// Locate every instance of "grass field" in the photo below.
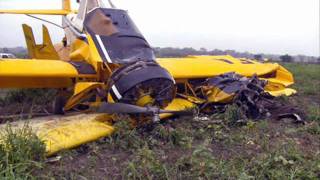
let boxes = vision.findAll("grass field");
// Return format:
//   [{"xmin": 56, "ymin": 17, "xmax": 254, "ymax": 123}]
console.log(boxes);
[{"xmin": 1, "ymin": 62, "xmax": 319, "ymax": 179}]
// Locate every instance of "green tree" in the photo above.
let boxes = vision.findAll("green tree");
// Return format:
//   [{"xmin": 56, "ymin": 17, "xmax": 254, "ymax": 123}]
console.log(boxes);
[
  {"xmin": 254, "ymin": 54, "xmax": 263, "ymax": 61},
  {"xmin": 2, "ymin": 48, "xmax": 9, "ymax": 53},
  {"xmin": 280, "ymin": 54, "xmax": 293, "ymax": 62}
]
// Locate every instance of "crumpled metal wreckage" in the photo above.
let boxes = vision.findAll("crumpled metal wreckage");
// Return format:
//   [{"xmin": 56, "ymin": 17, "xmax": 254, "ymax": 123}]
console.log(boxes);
[
  {"xmin": 201, "ymin": 72, "xmax": 304, "ymax": 123},
  {"xmin": 0, "ymin": 0, "xmax": 303, "ymax": 156},
  {"xmin": 0, "ymin": 70, "xmax": 303, "ymax": 156}
]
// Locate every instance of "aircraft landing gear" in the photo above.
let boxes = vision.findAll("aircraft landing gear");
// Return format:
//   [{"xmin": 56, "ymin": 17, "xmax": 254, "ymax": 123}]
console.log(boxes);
[{"xmin": 52, "ymin": 90, "xmax": 68, "ymax": 115}]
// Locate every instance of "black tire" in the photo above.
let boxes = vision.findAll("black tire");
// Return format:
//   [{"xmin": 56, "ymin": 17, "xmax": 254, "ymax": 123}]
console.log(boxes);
[{"xmin": 53, "ymin": 95, "xmax": 67, "ymax": 115}]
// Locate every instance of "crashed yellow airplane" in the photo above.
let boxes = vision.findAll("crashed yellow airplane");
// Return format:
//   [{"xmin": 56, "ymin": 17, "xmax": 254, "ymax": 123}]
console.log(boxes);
[{"xmin": 0, "ymin": 0, "xmax": 296, "ymax": 156}]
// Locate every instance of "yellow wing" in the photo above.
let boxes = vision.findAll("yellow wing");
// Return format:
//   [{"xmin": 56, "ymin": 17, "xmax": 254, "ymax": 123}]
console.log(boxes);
[
  {"xmin": 157, "ymin": 55, "xmax": 294, "ymax": 86},
  {"xmin": 0, "ymin": 113, "xmax": 114, "ymax": 156},
  {"xmin": 157, "ymin": 55, "xmax": 295, "ymax": 97},
  {"xmin": 0, "ymin": 59, "xmax": 97, "ymax": 88}
]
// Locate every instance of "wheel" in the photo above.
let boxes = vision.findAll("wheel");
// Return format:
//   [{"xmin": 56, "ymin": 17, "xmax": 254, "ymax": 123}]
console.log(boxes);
[{"xmin": 53, "ymin": 95, "xmax": 67, "ymax": 115}]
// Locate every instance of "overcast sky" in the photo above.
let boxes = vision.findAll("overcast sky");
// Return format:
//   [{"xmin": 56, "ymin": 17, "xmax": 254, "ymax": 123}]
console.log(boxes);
[{"xmin": 0, "ymin": 0, "xmax": 319, "ymax": 56}]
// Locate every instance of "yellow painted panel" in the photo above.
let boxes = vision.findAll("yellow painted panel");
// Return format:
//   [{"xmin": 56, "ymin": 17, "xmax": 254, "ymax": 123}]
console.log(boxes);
[
  {"xmin": 206, "ymin": 87, "xmax": 234, "ymax": 103},
  {"xmin": 157, "ymin": 55, "xmax": 280, "ymax": 78},
  {"xmin": 70, "ymin": 38, "xmax": 90, "ymax": 61},
  {"xmin": 268, "ymin": 65, "xmax": 294, "ymax": 86},
  {"xmin": 0, "ymin": 59, "xmax": 79, "ymax": 77},
  {"xmin": 0, "ymin": 113, "xmax": 114, "ymax": 156},
  {"xmin": 64, "ymin": 82, "xmax": 105, "ymax": 111},
  {"xmin": 87, "ymin": 34, "xmax": 104, "ymax": 72},
  {"xmin": 160, "ymin": 98, "xmax": 196, "ymax": 119},
  {"xmin": 62, "ymin": 0, "xmax": 71, "ymax": 11},
  {"xmin": 22, "ymin": 24, "xmax": 60, "ymax": 60},
  {"xmin": 267, "ymin": 88, "xmax": 297, "ymax": 97}
]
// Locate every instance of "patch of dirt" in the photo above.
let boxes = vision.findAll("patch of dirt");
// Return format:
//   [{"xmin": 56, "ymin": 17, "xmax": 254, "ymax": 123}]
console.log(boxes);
[{"xmin": 41, "ymin": 148, "xmax": 132, "ymax": 179}]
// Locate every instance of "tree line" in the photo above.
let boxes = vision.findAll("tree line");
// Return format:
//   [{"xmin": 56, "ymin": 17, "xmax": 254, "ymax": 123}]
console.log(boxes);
[{"xmin": 1, "ymin": 46, "xmax": 319, "ymax": 63}]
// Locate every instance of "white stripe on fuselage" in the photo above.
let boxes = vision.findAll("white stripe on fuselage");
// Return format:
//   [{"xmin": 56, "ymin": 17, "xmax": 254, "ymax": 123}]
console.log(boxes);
[
  {"xmin": 111, "ymin": 85, "xmax": 122, "ymax": 100},
  {"xmin": 95, "ymin": 35, "xmax": 112, "ymax": 63}
]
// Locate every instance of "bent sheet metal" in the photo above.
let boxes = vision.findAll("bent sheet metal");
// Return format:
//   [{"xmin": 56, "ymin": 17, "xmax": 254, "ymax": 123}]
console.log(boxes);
[{"xmin": 0, "ymin": 0, "xmax": 300, "ymax": 156}]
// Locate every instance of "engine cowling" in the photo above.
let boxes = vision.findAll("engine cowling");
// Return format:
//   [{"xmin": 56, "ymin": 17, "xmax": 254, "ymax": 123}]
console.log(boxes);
[{"xmin": 109, "ymin": 61, "xmax": 176, "ymax": 108}]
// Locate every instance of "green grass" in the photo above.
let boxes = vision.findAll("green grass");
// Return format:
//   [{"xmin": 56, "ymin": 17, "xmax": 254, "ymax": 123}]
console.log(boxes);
[
  {"xmin": 283, "ymin": 63, "xmax": 320, "ymax": 96},
  {"xmin": 282, "ymin": 63, "xmax": 320, "ymax": 124},
  {"xmin": 38, "ymin": 117, "xmax": 320, "ymax": 179},
  {"xmin": 0, "ymin": 124, "xmax": 46, "ymax": 179}
]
